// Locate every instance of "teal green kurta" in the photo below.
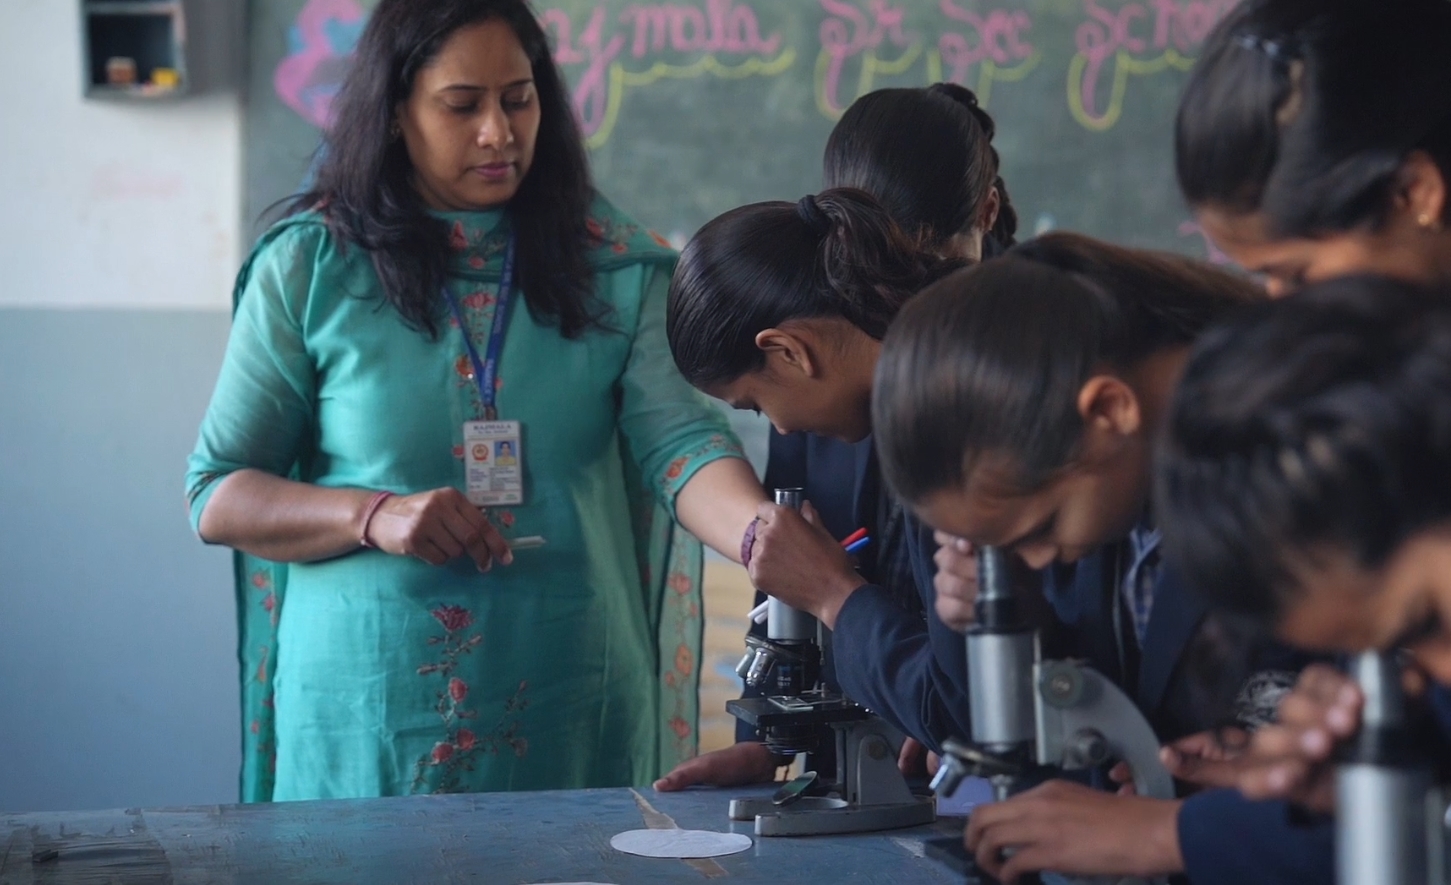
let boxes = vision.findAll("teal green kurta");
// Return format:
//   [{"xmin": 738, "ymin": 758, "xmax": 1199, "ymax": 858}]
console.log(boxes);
[{"xmin": 186, "ymin": 198, "xmax": 742, "ymax": 801}]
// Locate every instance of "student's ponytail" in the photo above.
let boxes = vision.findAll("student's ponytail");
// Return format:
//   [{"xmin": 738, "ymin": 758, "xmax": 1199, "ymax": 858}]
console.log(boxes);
[
  {"xmin": 928, "ymin": 83, "xmax": 1018, "ymax": 246},
  {"xmin": 667, "ymin": 188, "xmax": 964, "ymax": 388},
  {"xmin": 825, "ymin": 84, "xmax": 1016, "ymax": 253},
  {"xmin": 803, "ymin": 188, "xmax": 959, "ymax": 339}
]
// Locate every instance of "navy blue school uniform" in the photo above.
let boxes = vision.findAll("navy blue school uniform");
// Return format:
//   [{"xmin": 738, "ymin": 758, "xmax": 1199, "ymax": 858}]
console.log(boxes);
[
  {"xmin": 1044, "ymin": 544, "xmax": 1333, "ymax": 885},
  {"xmin": 737, "ymin": 429, "xmax": 974, "ymax": 750},
  {"xmin": 772, "ymin": 235, "xmax": 1006, "ymax": 750}
]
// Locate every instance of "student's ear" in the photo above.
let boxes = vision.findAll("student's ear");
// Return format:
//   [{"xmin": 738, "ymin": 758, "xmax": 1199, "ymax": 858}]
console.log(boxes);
[
  {"xmin": 980, "ymin": 186, "xmax": 1002, "ymax": 235},
  {"xmin": 1077, "ymin": 375, "xmax": 1142, "ymax": 438},
  {"xmin": 1398, "ymin": 151, "xmax": 1447, "ymax": 231},
  {"xmin": 755, "ymin": 328, "xmax": 819, "ymax": 379}
]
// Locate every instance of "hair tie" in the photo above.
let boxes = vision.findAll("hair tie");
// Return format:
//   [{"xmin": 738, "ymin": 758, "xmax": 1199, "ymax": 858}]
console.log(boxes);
[{"xmin": 796, "ymin": 195, "xmax": 832, "ymax": 237}]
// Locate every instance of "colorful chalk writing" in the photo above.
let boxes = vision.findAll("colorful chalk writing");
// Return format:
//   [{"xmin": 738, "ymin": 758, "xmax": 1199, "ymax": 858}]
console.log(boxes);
[
  {"xmin": 555, "ymin": 1, "xmax": 795, "ymax": 148},
  {"xmin": 936, "ymin": 0, "xmax": 1038, "ymax": 107},
  {"xmin": 814, "ymin": 0, "xmax": 1036, "ymax": 119},
  {"xmin": 1068, "ymin": 0, "xmax": 1238, "ymax": 131},
  {"xmin": 273, "ymin": 0, "xmax": 367, "ymax": 129},
  {"xmin": 815, "ymin": 0, "xmax": 917, "ymax": 118},
  {"xmin": 273, "ymin": 0, "xmax": 792, "ymax": 149}
]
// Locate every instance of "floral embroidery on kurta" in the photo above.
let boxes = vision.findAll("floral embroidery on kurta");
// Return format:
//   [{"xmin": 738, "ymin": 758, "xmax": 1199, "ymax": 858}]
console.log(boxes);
[{"xmin": 412, "ymin": 605, "xmax": 529, "ymax": 794}]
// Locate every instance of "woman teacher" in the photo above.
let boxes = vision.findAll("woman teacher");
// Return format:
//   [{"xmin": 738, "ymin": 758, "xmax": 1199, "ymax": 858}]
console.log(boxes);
[{"xmin": 186, "ymin": 0, "xmax": 764, "ymax": 800}]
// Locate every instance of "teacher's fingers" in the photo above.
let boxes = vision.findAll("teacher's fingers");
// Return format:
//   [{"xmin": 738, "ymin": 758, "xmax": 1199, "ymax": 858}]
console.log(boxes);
[
  {"xmin": 438, "ymin": 505, "xmax": 495, "ymax": 572},
  {"xmin": 412, "ymin": 537, "xmax": 452, "ymax": 567},
  {"xmin": 474, "ymin": 511, "xmax": 514, "ymax": 566},
  {"xmin": 445, "ymin": 491, "xmax": 513, "ymax": 568}
]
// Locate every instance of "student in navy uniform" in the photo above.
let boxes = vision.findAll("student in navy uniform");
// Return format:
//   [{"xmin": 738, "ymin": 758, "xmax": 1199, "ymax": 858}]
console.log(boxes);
[
  {"xmin": 1162, "ymin": 3, "xmax": 1451, "ymax": 838},
  {"xmin": 1087, "ymin": 1, "xmax": 1451, "ymax": 877},
  {"xmin": 874, "ymin": 232, "xmax": 1328, "ymax": 884},
  {"xmin": 1156, "ymin": 277, "xmax": 1451, "ymax": 847},
  {"xmin": 654, "ymin": 83, "xmax": 1017, "ymax": 791},
  {"xmin": 654, "ymin": 186, "xmax": 969, "ymax": 791}
]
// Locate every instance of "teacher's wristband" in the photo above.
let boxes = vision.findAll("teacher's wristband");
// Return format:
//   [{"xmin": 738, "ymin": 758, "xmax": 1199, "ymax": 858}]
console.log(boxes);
[{"xmin": 359, "ymin": 491, "xmax": 394, "ymax": 549}]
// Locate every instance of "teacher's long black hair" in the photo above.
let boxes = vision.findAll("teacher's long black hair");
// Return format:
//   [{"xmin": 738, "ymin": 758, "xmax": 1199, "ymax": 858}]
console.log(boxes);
[{"xmin": 293, "ymin": 0, "xmax": 599, "ymax": 339}]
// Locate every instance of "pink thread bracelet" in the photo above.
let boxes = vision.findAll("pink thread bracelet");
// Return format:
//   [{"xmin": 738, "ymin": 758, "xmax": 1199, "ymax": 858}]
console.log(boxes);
[{"xmin": 359, "ymin": 491, "xmax": 394, "ymax": 548}]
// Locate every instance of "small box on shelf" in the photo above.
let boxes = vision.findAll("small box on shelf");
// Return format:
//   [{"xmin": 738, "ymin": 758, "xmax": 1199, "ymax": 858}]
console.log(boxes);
[{"xmin": 82, "ymin": 0, "xmax": 188, "ymax": 99}]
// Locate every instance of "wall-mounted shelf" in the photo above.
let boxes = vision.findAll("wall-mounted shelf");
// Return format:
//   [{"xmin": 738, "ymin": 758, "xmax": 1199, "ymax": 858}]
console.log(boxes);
[{"xmin": 83, "ymin": 0, "xmax": 188, "ymax": 99}]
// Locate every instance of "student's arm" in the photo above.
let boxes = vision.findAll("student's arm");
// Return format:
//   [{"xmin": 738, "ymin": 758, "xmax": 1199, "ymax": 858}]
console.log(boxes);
[
  {"xmin": 1177, "ymin": 789, "xmax": 1334, "ymax": 885},
  {"xmin": 830, "ymin": 585, "xmax": 975, "ymax": 752},
  {"xmin": 825, "ymin": 519, "xmax": 976, "ymax": 751},
  {"xmin": 961, "ymin": 782, "xmax": 1334, "ymax": 885}
]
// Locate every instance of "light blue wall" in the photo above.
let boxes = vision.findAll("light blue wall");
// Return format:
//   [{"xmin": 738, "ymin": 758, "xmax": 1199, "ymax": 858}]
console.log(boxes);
[
  {"xmin": 0, "ymin": 309, "xmax": 240, "ymax": 812},
  {"xmin": 0, "ymin": 308, "xmax": 766, "ymax": 812}
]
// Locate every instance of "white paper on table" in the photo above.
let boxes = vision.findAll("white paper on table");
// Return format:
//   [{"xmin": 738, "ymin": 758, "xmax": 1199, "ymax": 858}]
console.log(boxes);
[{"xmin": 610, "ymin": 828, "xmax": 753, "ymax": 859}]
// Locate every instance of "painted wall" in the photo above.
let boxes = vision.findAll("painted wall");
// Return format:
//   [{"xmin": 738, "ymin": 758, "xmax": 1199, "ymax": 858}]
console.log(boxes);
[{"xmin": 0, "ymin": 1, "xmax": 244, "ymax": 812}]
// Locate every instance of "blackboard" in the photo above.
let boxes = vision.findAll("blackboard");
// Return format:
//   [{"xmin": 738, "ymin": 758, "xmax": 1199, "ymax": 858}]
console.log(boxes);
[{"xmin": 244, "ymin": 0, "xmax": 1238, "ymax": 261}]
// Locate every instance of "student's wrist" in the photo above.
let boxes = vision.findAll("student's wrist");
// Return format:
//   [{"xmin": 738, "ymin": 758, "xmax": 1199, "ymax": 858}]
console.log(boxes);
[
  {"xmin": 1147, "ymin": 799, "xmax": 1187, "ymax": 875},
  {"xmin": 815, "ymin": 572, "xmax": 868, "ymax": 629}
]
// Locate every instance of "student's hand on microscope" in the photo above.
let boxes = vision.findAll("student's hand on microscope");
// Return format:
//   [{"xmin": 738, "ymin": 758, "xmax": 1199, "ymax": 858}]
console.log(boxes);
[
  {"xmin": 748, "ymin": 501, "xmax": 866, "ymax": 629},
  {"xmin": 1156, "ymin": 728, "xmax": 1250, "ymax": 790},
  {"xmin": 652, "ymin": 741, "xmax": 781, "ymax": 792},
  {"xmin": 1232, "ymin": 663, "xmax": 1374, "ymax": 814},
  {"xmin": 1104, "ymin": 728, "xmax": 1251, "ymax": 795},
  {"xmin": 964, "ymin": 780, "xmax": 1185, "ymax": 883},
  {"xmin": 932, "ymin": 532, "xmax": 978, "ymax": 632}
]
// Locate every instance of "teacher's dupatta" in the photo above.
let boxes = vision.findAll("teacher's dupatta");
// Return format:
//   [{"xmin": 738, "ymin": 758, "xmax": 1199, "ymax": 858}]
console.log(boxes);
[{"xmin": 230, "ymin": 199, "xmax": 705, "ymax": 802}]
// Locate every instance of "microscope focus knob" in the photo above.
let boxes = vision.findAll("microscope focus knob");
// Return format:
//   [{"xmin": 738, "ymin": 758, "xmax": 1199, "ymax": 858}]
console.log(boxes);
[{"xmin": 1064, "ymin": 728, "xmax": 1111, "ymax": 768}]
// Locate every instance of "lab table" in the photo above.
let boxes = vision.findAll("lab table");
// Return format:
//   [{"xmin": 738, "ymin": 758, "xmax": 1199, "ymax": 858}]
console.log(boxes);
[{"xmin": 1, "ymin": 784, "xmax": 967, "ymax": 883}]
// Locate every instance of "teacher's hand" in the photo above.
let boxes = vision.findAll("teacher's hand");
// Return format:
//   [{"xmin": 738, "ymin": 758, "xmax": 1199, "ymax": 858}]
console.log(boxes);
[{"xmin": 366, "ymin": 487, "xmax": 513, "ymax": 571}]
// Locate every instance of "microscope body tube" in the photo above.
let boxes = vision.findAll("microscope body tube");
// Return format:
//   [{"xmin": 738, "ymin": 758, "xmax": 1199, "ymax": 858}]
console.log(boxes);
[
  {"xmin": 966, "ymin": 547, "xmax": 1037, "ymax": 754},
  {"xmin": 765, "ymin": 488, "xmax": 817, "ymax": 642},
  {"xmin": 1336, "ymin": 651, "xmax": 1435, "ymax": 885}
]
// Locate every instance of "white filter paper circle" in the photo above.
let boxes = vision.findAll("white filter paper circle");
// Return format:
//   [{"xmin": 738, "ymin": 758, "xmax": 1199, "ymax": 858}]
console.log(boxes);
[{"xmin": 609, "ymin": 828, "xmax": 753, "ymax": 859}]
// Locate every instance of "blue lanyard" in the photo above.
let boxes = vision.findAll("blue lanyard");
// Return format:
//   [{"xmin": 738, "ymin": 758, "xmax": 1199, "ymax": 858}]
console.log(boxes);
[{"xmin": 443, "ymin": 232, "xmax": 516, "ymax": 420}]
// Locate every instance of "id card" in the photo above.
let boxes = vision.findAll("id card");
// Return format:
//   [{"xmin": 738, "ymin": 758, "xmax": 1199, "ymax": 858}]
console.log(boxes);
[{"xmin": 463, "ymin": 420, "xmax": 523, "ymax": 506}]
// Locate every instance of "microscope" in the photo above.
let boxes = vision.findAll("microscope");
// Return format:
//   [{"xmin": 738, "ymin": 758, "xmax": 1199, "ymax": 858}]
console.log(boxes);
[
  {"xmin": 726, "ymin": 487, "xmax": 936, "ymax": 836},
  {"xmin": 928, "ymin": 546, "xmax": 1174, "ymax": 885},
  {"xmin": 1336, "ymin": 650, "xmax": 1445, "ymax": 885}
]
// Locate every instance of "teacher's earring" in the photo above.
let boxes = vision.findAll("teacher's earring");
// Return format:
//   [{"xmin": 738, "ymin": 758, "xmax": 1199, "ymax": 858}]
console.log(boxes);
[{"xmin": 1419, "ymin": 212, "xmax": 1442, "ymax": 231}]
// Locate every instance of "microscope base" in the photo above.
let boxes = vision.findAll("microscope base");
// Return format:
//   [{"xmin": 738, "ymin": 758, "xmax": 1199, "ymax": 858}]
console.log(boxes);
[{"xmin": 729, "ymin": 794, "xmax": 936, "ymax": 837}]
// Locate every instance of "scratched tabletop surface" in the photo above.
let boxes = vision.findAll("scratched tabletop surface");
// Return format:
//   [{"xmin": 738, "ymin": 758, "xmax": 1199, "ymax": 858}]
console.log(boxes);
[{"xmin": 1, "ymin": 785, "xmax": 966, "ymax": 884}]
